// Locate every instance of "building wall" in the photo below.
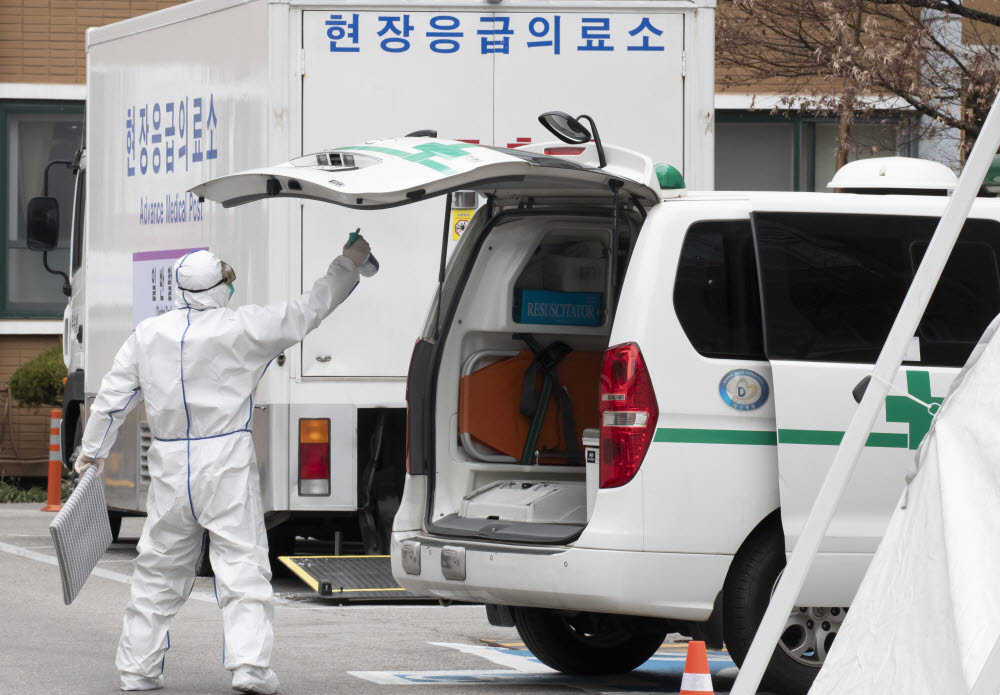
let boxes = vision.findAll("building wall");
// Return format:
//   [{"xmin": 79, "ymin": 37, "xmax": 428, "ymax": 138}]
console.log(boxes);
[
  {"xmin": 0, "ymin": 335, "xmax": 60, "ymax": 476},
  {"xmin": 0, "ymin": 0, "xmax": 183, "ymax": 85},
  {"xmin": 0, "ymin": 1, "xmax": 183, "ymax": 475}
]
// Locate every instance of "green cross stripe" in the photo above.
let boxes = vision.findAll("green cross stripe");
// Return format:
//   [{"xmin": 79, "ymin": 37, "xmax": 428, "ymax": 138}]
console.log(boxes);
[
  {"xmin": 653, "ymin": 427, "xmax": 911, "ymax": 448},
  {"xmin": 885, "ymin": 370, "xmax": 943, "ymax": 450},
  {"xmin": 654, "ymin": 370, "xmax": 943, "ymax": 452},
  {"xmin": 653, "ymin": 428, "xmax": 778, "ymax": 445},
  {"xmin": 339, "ymin": 142, "xmax": 482, "ymax": 175}
]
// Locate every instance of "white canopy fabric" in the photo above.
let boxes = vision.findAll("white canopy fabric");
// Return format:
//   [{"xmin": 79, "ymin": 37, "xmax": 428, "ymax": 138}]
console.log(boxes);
[{"xmin": 809, "ymin": 316, "xmax": 1000, "ymax": 694}]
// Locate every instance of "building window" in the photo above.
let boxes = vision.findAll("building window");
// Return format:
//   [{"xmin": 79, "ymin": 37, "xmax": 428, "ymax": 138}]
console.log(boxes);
[
  {"xmin": 715, "ymin": 111, "xmax": 908, "ymax": 192},
  {"xmin": 2, "ymin": 102, "xmax": 83, "ymax": 317},
  {"xmin": 716, "ymin": 121, "xmax": 796, "ymax": 191}
]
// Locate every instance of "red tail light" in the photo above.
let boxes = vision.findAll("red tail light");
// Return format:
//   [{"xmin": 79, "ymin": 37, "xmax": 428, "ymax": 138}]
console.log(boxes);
[
  {"xmin": 599, "ymin": 343, "xmax": 658, "ymax": 488},
  {"xmin": 299, "ymin": 418, "xmax": 330, "ymax": 496},
  {"xmin": 544, "ymin": 146, "xmax": 586, "ymax": 156}
]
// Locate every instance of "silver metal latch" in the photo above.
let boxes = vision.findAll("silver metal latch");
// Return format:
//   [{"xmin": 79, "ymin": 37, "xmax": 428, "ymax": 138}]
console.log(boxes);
[
  {"xmin": 315, "ymin": 354, "xmax": 332, "ymax": 363},
  {"xmin": 441, "ymin": 546, "xmax": 467, "ymax": 581},
  {"xmin": 400, "ymin": 540, "xmax": 422, "ymax": 575}
]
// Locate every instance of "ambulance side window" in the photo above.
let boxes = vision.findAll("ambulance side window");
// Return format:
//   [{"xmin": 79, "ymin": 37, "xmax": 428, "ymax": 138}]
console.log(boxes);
[
  {"xmin": 911, "ymin": 238, "xmax": 1000, "ymax": 366},
  {"xmin": 753, "ymin": 212, "xmax": 1000, "ymax": 367},
  {"xmin": 673, "ymin": 220, "xmax": 765, "ymax": 359}
]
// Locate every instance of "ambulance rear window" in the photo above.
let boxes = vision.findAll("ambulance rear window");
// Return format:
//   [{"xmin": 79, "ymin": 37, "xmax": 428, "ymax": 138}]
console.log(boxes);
[
  {"xmin": 753, "ymin": 212, "xmax": 1000, "ymax": 366},
  {"xmin": 674, "ymin": 220, "xmax": 765, "ymax": 360}
]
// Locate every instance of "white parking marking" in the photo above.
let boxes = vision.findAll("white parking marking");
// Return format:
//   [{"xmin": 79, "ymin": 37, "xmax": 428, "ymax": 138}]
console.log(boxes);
[
  {"xmin": 429, "ymin": 642, "xmax": 555, "ymax": 673},
  {"xmin": 348, "ymin": 669, "xmax": 573, "ymax": 686},
  {"xmin": 0, "ymin": 540, "xmax": 217, "ymax": 604}
]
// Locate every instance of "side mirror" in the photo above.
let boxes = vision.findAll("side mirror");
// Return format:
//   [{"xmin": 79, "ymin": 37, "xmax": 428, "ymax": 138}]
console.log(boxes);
[
  {"xmin": 26, "ymin": 197, "xmax": 60, "ymax": 251},
  {"xmin": 538, "ymin": 111, "xmax": 592, "ymax": 144}
]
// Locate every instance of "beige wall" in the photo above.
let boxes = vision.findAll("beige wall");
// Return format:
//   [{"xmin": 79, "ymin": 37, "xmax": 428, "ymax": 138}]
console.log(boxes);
[
  {"xmin": 0, "ymin": 1, "xmax": 186, "ymax": 475},
  {"xmin": 0, "ymin": 0, "xmax": 184, "ymax": 85},
  {"xmin": 0, "ymin": 335, "xmax": 60, "ymax": 476}
]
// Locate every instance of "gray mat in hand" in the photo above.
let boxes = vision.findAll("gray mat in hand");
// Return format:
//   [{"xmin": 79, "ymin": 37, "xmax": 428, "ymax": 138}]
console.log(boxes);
[{"xmin": 49, "ymin": 467, "xmax": 113, "ymax": 605}]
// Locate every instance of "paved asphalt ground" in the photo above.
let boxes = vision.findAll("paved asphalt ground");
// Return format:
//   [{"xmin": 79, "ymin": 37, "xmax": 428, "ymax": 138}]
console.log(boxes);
[{"xmin": 0, "ymin": 503, "xmax": 753, "ymax": 695}]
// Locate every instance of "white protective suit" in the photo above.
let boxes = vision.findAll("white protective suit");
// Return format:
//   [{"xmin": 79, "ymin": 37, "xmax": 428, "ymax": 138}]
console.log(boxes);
[{"xmin": 80, "ymin": 249, "xmax": 360, "ymax": 691}]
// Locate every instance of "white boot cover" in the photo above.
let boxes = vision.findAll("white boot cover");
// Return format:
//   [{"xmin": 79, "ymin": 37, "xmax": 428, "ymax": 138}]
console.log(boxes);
[{"xmin": 232, "ymin": 665, "xmax": 280, "ymax": 694}]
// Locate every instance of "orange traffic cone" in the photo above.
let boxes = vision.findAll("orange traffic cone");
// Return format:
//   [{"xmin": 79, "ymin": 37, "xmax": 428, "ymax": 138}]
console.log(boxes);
[
  {"xmin": 41, "ymin": 409, "xmax": 62, "ymax": 512},
  {"xmin": 679, "ymin": 640, "xmax": 714, "ymax": 695}
]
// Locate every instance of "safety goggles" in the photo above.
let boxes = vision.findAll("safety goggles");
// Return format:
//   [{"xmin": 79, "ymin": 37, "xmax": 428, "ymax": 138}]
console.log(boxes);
[{"xmin": 177, "ymin": 260, "xmax": 236, "ymax": 293}]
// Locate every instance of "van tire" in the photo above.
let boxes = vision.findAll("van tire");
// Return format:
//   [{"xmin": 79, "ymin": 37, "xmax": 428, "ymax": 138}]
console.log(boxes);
[
  {"xmin": 723, "ymin": 518, "xmax": 817, "ymax": 695},
  {"xmin": 513, "ymin": 607, "xmax": 667, "ymax": 675}
]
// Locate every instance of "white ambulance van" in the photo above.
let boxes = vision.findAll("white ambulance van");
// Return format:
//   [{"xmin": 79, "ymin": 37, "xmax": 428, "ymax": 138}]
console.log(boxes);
[
  {"xmin": 193, "ymin": 123, "xmax": 1000, "ymax": 694},
  {"xmin": 31, "ymin": 0, "xmax": 713, "ymax": 558}
]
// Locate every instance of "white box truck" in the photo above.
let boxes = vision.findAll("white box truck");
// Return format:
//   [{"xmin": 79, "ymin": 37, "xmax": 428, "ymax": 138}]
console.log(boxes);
[{"xmin": 33, "ymin": 0, "xmax": 714, "ymax": 557}]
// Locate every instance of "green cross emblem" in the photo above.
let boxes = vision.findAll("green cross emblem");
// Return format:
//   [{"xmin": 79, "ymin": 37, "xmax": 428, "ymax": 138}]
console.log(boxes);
[
  {"xmin": 885, "ymin": 371, "xmax": 943, "ymax": 450},
  {"xmin": 339, "ymin": 142, "xmax": 481, "ymax": 175}
]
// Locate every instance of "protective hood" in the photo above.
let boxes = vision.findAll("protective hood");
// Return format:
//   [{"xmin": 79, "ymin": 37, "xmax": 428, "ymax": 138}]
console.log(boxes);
[{"xmin": 173, "ymin": 250, "xmax": 231, "ymax": 310}]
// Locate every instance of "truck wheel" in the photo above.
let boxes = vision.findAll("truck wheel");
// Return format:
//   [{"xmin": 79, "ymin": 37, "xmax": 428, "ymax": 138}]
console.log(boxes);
[
  {"xmin": 267, "ymin": 528, "xmax": 295, "ymax": 576},
  {"xmin": 512, "ymin": 607, "xmax": 667, "ymax": 675},
  {"xmin": 107, "ymin": 510, "xmax": 123, "ymax": 543},
  {"xmin": 723, "ymin": 520, "xmax": 847, "ymax": 695}
]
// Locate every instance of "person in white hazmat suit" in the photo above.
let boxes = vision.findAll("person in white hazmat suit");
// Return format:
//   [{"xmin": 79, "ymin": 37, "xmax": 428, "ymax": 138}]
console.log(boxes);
[{"xmin": 73, "ymin": 236, "xmax": 372, "ymax": 694}]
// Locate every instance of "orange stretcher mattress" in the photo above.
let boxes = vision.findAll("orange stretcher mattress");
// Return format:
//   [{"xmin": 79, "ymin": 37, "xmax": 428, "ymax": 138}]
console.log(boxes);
[{"xmin": 459, "ymin": 349, "xmax": 602, "ymax": 464}]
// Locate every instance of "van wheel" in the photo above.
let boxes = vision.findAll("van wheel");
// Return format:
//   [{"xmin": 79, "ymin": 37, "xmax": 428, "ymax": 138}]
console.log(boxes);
[
  {"xmin": 513, "ymin": 607, "xmax": 667, "ymax": 675},
  {"xmin": 723, "ymin": 520, "xmax": 847, "ymax": 695}
]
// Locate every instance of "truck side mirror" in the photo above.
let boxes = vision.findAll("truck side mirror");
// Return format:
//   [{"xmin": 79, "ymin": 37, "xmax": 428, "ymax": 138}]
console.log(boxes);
[
  {"xmin": 26, "ymin": 197, "xmax": 60, "ymax": 251},
  {"xmin": 538, "ymin": 111, "xmax": 591, "ymax": 144}
]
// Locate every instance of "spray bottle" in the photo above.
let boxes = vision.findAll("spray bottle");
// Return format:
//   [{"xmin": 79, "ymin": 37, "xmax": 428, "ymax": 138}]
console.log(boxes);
[{"xmin": 347, "ymin": 228, "xmax": 379, "ymax": 278}]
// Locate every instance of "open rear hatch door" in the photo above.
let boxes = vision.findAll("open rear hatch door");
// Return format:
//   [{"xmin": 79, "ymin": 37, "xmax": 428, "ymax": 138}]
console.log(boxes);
[{"xmin": 190, "ymin": 137, "xmax": 659, "ymax": 209}]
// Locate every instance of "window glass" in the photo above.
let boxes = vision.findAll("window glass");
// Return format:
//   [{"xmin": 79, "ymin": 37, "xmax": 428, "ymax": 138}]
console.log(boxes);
[
  {"xmin": 71, "ymin": 168, "xmax": 85, "ymax": 274},
  {"xmin": 812, "ymin": 123, "xmax": 897, "ymax": 192},
  {"xmin": 716, "ymin": 123, "xmax": 794, "ymax": 191},
  {"xmin": 754, "ymin": 213, "xmax": 1000, "ymax": 366},
  {"xmin": 5, "ymin": 111, "xmax": 82, "ymax": 314},
  {"xmin": 674, "ymin": 220, "xmax": 765, "ymax": 359},
  {"xmin": 911, "ymin": 241, "xmax": 1000, "ymax": 365}
]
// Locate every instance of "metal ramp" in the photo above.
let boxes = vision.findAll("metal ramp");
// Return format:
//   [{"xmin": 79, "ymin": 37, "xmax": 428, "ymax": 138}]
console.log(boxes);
[{"xmin": 279, "ymin": 555, "xmax": 427, "ymax": 601}]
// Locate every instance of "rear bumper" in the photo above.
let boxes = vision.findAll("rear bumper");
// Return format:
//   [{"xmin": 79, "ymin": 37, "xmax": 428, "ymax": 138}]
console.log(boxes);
[{"xmin": 390, "ymin": 532, "xmax": 731, "ymax": 622}]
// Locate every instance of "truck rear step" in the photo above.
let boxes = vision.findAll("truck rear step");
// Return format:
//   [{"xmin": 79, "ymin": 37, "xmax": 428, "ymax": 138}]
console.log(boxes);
[{"xmin": 279, "ymin": 555, "xmax": 428, "ymax": 602}]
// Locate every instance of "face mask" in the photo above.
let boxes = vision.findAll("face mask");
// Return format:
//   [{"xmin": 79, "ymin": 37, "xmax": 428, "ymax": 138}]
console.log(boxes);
[{"xmin": 228, "ymin": 283, "xmax": 235, "ymax": 300}]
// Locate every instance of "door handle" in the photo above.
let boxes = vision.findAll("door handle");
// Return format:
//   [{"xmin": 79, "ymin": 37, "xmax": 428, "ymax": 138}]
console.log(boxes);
[
  {"xmin": 315, "ymin": 354, "xmax": 332, "ymax": 363},
  {"xmin": 852, "ymin": 375, "xmax": 871, "ymax": 404}
]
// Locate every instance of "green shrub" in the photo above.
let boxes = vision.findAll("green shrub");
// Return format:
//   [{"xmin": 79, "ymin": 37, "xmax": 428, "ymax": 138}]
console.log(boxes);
[{"xmin": 9, "ymin": 346, "xmax": 66, "ymax": 408}]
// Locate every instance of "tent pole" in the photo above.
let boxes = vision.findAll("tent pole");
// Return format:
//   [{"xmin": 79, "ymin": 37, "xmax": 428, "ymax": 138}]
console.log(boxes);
[
  {"xmin": 971, "ymin": 635, "xmax": 1000, "ymax": 695},
  {"xmin": 731, "ymin": 93, "xmax": 1000, "ymax": 695}
]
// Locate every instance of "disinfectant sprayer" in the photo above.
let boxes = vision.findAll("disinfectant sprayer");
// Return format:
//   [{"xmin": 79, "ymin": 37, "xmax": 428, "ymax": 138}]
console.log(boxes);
[{"xmin": 347, "ymin": 228, "xmax": 379, "ymax": 277}]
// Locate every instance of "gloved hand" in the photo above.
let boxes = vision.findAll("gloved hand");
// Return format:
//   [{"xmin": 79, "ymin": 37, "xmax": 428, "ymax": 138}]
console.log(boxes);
[
  {"xmin": 74, "ymin": 455, "xmax": 105, "ymax": 477},
  {"xmin": 342, "ymin": 234, "xmax": 371, "ymax": 269}
]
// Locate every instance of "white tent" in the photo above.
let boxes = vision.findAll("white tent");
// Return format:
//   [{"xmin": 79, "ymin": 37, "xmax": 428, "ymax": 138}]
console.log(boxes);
[{"xmin": 808, "ymin": 316, "xmax": 1000, "ymax": 693}]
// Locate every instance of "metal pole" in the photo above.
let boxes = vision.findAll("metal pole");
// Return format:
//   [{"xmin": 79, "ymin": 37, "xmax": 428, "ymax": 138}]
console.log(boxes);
[
  {"xmin": 971, "ymin": 635, "xmax": 1000, "ymax": 695},
  {"xmin": 731, "ymin": 93, "xmax": 1000, "ymax": 695}
]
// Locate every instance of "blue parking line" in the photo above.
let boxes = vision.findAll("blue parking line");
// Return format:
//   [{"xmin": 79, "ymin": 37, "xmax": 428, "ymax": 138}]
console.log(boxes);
[{"xmin": 500, "ymin": 646, "xmax": 737, "ymax": 678}]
